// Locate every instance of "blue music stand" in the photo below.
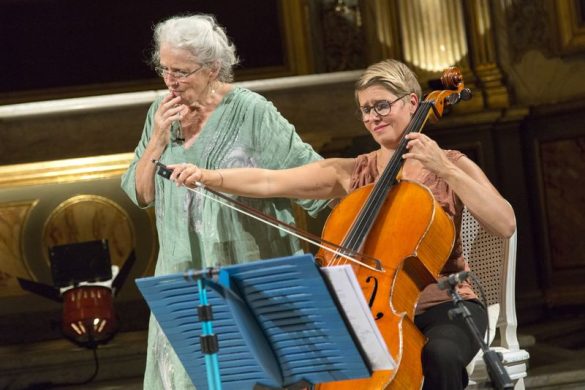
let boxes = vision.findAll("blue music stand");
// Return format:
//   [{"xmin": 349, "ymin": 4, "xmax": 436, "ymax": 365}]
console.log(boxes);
[
  {"xmin": 196, "ymin": 275, "xmax": 222, "ymax": 390},
  {"xmin": 136, "ymin": 253, "xmax": 373, "ymax": 390}
]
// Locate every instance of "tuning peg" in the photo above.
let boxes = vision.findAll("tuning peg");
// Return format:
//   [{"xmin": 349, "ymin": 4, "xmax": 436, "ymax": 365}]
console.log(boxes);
[{"xmin": 460, "ymin": 88, "xmax": 472, "ymax": 101}]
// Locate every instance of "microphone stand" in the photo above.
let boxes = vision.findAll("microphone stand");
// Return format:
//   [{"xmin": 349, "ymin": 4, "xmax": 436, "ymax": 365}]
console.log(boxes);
[{"xmin": 445, "ymin": 283, "xmax": 514, "ymax": 390}]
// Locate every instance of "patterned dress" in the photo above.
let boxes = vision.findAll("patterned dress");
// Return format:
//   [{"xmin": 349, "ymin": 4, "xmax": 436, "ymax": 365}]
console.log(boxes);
[{"xmin": 122, "ymin": 86, "xmax": 329, "ymax": 389}]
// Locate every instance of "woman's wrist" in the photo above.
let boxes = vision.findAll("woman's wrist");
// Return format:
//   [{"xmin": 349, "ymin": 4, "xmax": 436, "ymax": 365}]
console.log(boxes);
[
  {"xmin": 145, "ymin": 136, "xmax": 166, "ymax": 158},
  {"xmin": 204, "ymin": 170, "xmax": 223, "ymax": 187}
]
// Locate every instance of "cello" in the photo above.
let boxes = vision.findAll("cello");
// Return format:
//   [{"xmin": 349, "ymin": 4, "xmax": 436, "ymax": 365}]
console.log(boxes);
[{"xmin": 314, "ymin": 67, "xmax": 472, "ymax": 389}]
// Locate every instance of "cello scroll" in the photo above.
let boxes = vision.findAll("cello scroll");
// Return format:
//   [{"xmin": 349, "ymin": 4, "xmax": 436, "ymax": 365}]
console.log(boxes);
[{"xmin": 426, "ymin": 67, "xmax": 472, "ymax": 123}]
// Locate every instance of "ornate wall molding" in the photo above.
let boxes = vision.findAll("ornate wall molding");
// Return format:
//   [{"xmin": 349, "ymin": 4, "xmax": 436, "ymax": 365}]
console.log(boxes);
[
  {"xmin": 0, "ymin": 200, "xmax": 38, "ymax": 295},
  {"xmin": 42, "ymin": 195, "xmax": 134, "ymax": 271},
  {"xmin": 321, "ymin": 0, "xmax": 366, "ymax": 71},
  {"xmin": 357, "ymin": 0, "xmax": 510, "ymax": 111},
  {"xmin": 359, "ymin": 0, "xmax": 402, "ymax": 64},
  {"xmin": 552, "ymin": 0, "xmax": 585, "ymax": 54},
  {"xmin": 0, "ymin": 154, "xmax": 133, "ymax": 188},
  {"xmin": 464, "ymin": 0, "xmax": 510, "ymax": 108},
  {"xmin": 506, "ymin": 0, "xmax": 553, "ymax": 61},
  {"xmin": 398, "ymin": 0, "xmax": 469, "ymax": 73},
  {"xmin": 0, "ymin": 154, "xmax": 156, "ymax": 298}
]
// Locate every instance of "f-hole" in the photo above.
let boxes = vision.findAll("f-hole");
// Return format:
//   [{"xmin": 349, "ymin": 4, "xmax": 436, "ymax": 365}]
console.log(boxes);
[{"xmin": 365, "ymin": 275, "xmax": 384, "ymax": 320}]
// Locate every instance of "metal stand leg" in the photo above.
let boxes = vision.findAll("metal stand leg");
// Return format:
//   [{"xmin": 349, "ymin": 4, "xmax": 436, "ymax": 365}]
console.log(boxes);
[
  {"xmin": 446, "ymin": 287, "xmax": 513, "ymax": 390},
  {"xmin": 197, "ymin": 278, "xmax": 222, "ymax": 390}
]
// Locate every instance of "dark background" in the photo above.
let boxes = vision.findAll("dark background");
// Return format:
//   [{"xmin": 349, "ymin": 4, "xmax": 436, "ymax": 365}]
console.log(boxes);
[{"xmin": 0, "ymin": 0, "xmax": 284, "ymax": 94}]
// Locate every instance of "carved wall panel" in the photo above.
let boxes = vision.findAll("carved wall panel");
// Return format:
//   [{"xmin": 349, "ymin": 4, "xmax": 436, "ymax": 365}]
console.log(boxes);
[
  {"xmin": 524, "ymin": 103, "xmax": 585, "ymax": 307},
  {"xmin": 42, "ymin": 195, "xmax": 135, "ymax": 271},
  {"xmin": 540, "ymin": 137, "xmax": 585, "ymax": 270},
  {"xmin": 0, "ymin": 154, "xmax": 157, "ymax": 301},
  {"xmin": 507, "ymin": 0, "xmax": 553, "ymax": 62},
  {"xmin": 552, "ymin": 0, "xmax": 585, "ymax": 54},
  {"xmin": 0, "ymin": 201, "xmax": 38, "ymax": 296},
  {"xmin": 398, "ymin": 0, "xmax": 468, "ymax": 73},
  {"xmin": 320, "ymin": 0, "xmax": 366, "ymax": 72}
]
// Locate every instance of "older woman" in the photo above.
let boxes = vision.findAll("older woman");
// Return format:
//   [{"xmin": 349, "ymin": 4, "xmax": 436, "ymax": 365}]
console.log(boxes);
[
  {"xmin": 171, "ymin": 59, "xmax": 516, "ymax": 390},
  {"xmin": 121, "ymin": 14, "xmax": 328, "ymax": 389}
]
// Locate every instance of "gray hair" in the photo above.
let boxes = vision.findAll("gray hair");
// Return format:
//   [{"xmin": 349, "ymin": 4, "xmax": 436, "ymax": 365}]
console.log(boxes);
[
  {"xmin": 151, "ymin": 14, "xmax": 239, "ymax": 82},
  {"xmin": 355, "ymin": 59, "xmax": 422, "ymax": 104}
]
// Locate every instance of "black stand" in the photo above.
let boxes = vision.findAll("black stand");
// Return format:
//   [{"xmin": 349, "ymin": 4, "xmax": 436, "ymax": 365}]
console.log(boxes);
[{"xmin": 446, "ymin": 287, "xmax": 514, "ymax": 390}]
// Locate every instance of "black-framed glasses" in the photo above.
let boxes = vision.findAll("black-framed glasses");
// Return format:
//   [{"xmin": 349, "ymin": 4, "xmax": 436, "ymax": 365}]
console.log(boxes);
[
  {"xmin": 154, "ymin": 64, "xmax": 203, "ymax": 80},
  {"xmin": 356, "ymin": 94, "xmax": 408, "ymax": 120}
]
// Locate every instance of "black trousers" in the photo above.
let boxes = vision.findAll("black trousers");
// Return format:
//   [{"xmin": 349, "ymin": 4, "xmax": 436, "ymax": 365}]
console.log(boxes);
[{"xmin": 414, "ymin": 300, "xmax": 488, "ymax": 390}]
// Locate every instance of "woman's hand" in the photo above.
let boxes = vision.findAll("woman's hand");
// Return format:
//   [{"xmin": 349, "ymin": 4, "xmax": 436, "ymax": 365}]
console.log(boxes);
[
  {"xmin": 152, "ymin": 93, "xmax": 184, "ymax": 148},
  {"xmin": 168, "ymin": 163, "xmax": 223, "ymax": 188},
  {"xmin": 133, "ymin": 94, "xmax": 185, "ymax": 206},
  {"xmin": 403, "ymin": 132, "xmax": 452, "ymax": 176}
]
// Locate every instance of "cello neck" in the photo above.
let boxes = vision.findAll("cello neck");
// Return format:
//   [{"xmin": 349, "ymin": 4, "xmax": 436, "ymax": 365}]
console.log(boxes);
[
  {"xmin": 377, "ymin": 101, "xmax": 435, "ymax": 190},
  {"xmin": 340, "ymin": 101, "xmax": 436, "ymax": 253}
]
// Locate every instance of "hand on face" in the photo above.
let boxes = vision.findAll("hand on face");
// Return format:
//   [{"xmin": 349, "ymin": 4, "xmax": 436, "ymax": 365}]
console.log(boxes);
[
  {"xmin": 403, "ymin": 132, "xmax": 450, "ymax": 176},
  {"xmin": 153, "ymin": 93, "xmax": 185, "ymax": 147}
]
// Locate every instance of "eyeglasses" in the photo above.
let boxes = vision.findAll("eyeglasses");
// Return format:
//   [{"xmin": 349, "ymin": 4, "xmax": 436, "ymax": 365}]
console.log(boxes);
[
  {"xmin": 356, "ymin": 95, "xmax": 408, "ymax": 120},
  {"xmin": 154, "ymin": 64, "xmax": 203, "ymax": 80}
]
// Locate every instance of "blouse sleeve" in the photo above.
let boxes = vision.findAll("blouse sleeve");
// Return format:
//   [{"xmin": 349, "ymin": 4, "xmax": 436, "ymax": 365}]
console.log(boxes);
[
  {"xmin": 250, "ymin": 98, "xmax": 331, "ymax": 216},
  {"xmin": 120, "ymin": 98, "xmax": 161, "ymax": 208}
]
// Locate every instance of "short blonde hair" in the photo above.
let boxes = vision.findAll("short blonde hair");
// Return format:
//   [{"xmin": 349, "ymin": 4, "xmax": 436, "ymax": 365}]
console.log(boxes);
[
  {"xmin": 151, "ymin": 14, "xmax": 239, "ymax": 82},
  {"xmin": 355, "ymin": 59, "xmax": 422, "ymax": 104}
]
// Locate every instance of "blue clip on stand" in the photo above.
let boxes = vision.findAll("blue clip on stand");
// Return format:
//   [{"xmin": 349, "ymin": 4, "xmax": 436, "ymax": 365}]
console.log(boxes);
[{"xmin": 197, "ymin": 275, "xmax": 222, "ymax": 390}]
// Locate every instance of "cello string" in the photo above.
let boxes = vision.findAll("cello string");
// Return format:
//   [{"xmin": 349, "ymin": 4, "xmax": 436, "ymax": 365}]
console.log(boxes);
[
  {"xmin": 326, "ymin": 87, "xmax": 464, "ymax": 268},
  {"xmin": 334, "ymin": 102, "xmax": 434, "ymax": 265},
  {"xmin": 328, "ymin": 103, "xmax": 432, "ymax": 266},
  {"xmin": 182, "ymin": 182, "xmax": 383, "ymax": 273}
]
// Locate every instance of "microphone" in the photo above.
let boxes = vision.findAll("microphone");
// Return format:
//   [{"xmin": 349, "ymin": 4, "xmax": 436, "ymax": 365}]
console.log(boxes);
[
  {"xmin": 438, "ymin": 271, "xmax": 470, "ymax": 290},
  {"xmin": 173, "ymin": 120, "xmax": 185, "ymax": 144}
]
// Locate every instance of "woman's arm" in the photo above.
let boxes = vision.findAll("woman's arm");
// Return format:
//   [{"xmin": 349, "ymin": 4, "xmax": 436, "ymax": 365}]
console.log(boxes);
[
  {"xmin": 404, "ymin": 133, "xmax": 515, "ymax": 238},
  {"xmin": 169, "ymin": 157, "xmax": 356, "ymax": 200},
  {"xmin": 133, "ymin": 94, "xmax": 184, "ymax": 206},
  {"xmin": 444, "ymin": 156, "xmax": 515, "ymax": 238}
]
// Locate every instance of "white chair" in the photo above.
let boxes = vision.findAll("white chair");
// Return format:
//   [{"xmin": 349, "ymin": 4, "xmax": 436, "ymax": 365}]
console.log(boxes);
[{"xmin": 461, "ymin": 207, "xmax": 530, "ymax": 390}]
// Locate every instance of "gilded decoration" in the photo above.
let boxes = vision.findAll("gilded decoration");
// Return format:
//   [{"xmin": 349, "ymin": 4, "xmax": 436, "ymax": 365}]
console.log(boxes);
[
  {"xmin": 321, "ymin": 0, "xmax": 366, "ymax": 71},
  {"xmin": 507, "ymin": 0, "xmax": 552, "ymax": 62},
  {"xmin": 540, "ymin": 136, "xmax": 585, "ymax": 270},
  {"xmin": 553, "ymin": 0, "xmax": 585, "ymax": 54},
  {"xmin": 42, "ymin": 195, "xmax": 134, "ymax": 272},
  {"xmin": 0, "ymin": 154, "xmax": 134, "ymax": 189},
  {"xmin": 397, "ymin": 0, "xmax": 469, "ymax": 73},
  {"xmin": 0, "ymin": 200, "xmax": 38, "ymax": 295},
  {"xmin": 0, "ymin": 153, "xmax": 157, "ymax": 298}
]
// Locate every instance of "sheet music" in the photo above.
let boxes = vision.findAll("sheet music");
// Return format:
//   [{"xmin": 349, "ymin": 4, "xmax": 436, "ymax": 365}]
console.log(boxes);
[{"xmin": 321, "ymin": 265, "xmax": 396, "ymax": 371}]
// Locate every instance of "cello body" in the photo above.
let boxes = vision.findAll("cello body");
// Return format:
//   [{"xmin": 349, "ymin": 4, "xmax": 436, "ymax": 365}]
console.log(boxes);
[
  {"xmin": 315, "ymin": 180, "xmax": 455, "ymax": 389},
  {"xmin": 313, "ymin": 66, "xmax": 471, "ymax": 389}
]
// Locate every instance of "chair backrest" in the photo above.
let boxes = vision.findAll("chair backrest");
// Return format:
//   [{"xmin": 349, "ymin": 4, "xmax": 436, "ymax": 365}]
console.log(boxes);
[{"xmin": 460, "ymin": 207, "xmax": 520, "ymax": 350}]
